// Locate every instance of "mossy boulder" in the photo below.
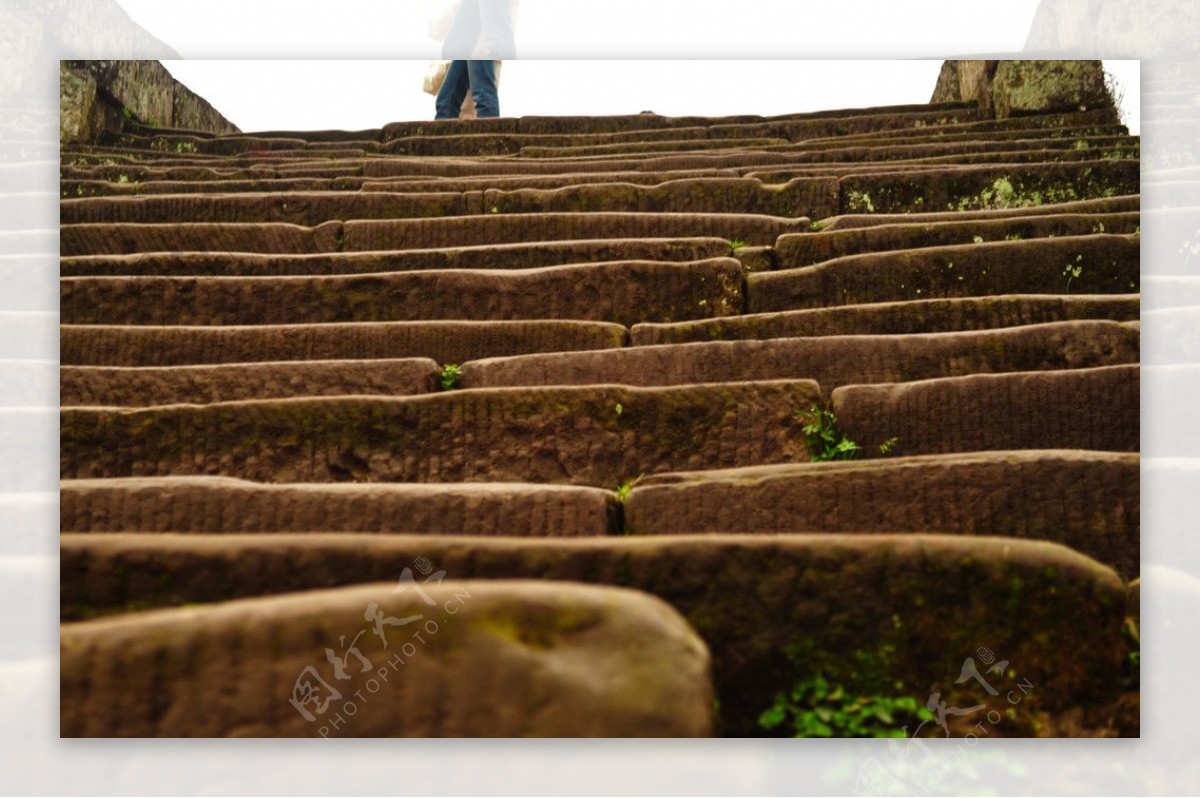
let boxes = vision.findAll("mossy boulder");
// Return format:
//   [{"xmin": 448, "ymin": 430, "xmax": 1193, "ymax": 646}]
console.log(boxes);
[{"xmin": 992, "ymin": 60, "xmax": 1112, "ymax": 121}]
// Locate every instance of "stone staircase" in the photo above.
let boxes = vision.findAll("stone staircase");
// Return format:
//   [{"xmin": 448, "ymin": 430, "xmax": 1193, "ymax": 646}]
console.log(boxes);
[{"xmin": 59, "ymin": 99, "xmax": 1141, "ymax": 738}]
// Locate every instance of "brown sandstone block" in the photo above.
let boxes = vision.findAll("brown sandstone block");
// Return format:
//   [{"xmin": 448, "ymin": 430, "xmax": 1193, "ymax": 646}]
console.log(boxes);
[
  {"xmin": 59, "ymin": 381, "xmax": 820, "ymax": 487},
  {"xmin": 459, "ymin": 320, "xmax": 1140, "ymax": 398},
  {"xmin": 60, "ymin": 238, "xmax": 733, "ymax": 277},
  {"xmin": 631, "ymin": 295, "xmax": 1141, "ymax": 345},
  {"xmin": 60, "ymin": 477, "xmax": 619, "ymax": 537},
  {"xmin": 623, "ymin": 450, "xmax": 1139, "ymax": 578},
  {"xmin": 747, "ymin": 235, "xmax": 1140, "ymax": 312},
  {"xmin": 60, "ymin": 532, "xmax": 1128, "ymax": 736},
  {"xmin": 832, "ymin": 364, "xmax": 1140, "ymax": 456},
  {"xmin": 60, "ymin": 320, "xmax": 628, "ymax": 367},
  {"xmin": 60, "ymin": 221, "xmax": 345, "ymax": 256},
  {"xmin": 61, "ymin": 580, "xmax": 712, "ymax": 737},
  {"xmin": 60, "ymin": 191, "xmax": 471, "ymax": 226},
  {"xmin": 774, "ymin": 212, "xmax": 1141, "ymax": 268},
  {"xmin": 60, "ymin": 359, "xmax": 440, "ymax": 407},
  {"xmin": 59, "ymin": 258, "xmax": 744, "ymax": 327},
  {"xmin": 343, "ymin": 212, "xmax": 808, "ymax": 250}
]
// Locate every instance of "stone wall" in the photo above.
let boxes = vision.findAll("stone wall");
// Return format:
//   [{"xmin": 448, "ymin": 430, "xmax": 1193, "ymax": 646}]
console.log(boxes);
[
  {"xmin": 931, "ymin": 59, "xmax": 1114, "ymax": 120},
  {"xmin": 60, "ymin": 60, "xmax": 239, "ymax": 144}
]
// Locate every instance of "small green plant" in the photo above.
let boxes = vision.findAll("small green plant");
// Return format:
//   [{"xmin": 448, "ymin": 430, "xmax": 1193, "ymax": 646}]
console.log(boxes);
[
  {"xmin": 798, "ymin": 406, "xmax": 860, "ymax": 461},
  {"xmin": 615, "ymin": 475, "xmax": 642, "ymax": 503},
  {"xmin": 758, "ymin": 675, "xmax": 934, "ymax": 738},
  {"xmin": 809, "ymin": 220, "xmax": 827, "ymax": 232},
  {"xmin": 729, "ymin": 238, "xmax": 748, "ymax": 250},
  {"xmin": 972, "ymin": 235, "xmax": 985, "ymax": 244},
  {"xmin": 1062, "ymin": 254, "xmax": 1084, "ymax": 291},
  {"xmin": 799, "ymin": 406, "xmax": 898, "ymax": 460},
  {"xmin": 614, "ymin": 402, "xmax": 624, "ymax": 417},
  {"xmin": 439, "ymin": 363, "xmax": 461, "ymax": 390}
]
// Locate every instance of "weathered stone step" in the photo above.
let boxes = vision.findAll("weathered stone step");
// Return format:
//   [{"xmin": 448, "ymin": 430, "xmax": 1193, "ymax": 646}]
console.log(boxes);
[
  {"xmin": 623, "ymin": 450, "xmax": 1139, "ymax": 578},
  {"xmin": 61, "ymin": 161, "xmax": 366, "ymax": 183},
  {"xmin": 60, "ymin": 359, "xmax": 440, "ymax": 406},
  {"xmin": 706, "ymin": 107, "xmax": 983, "ymax": 141},
  {"xmin": 61, "ymin": 213, "xmax": 804, "ymax": 256},
  {"xmin": 61, "ymin": 580, "xmax": 712, "ymax": 737},
  {"xmin": 60, "ymin": 179, "xmax": 840, "ymax": 225},
  {"xmin": 61, "ymin": 238, "xmax": 732, "ymax": 277},
  {"xmin": 748, "ymin": 235, "xmax": 1140, "ymax": 312},
  {"xmin": 60, "ymin": 381, "xmax": 820, "ymax": 486},
  {"xmin": 382, "ymin": 126, "xmax": 716, "ymax": 156},
  {"xmin": 796, "ymin": 108, "xmax": 1122, "ymax": 146},
  {"xmin": 741, "ymin": 147, "xmax": 1139, "ymax": 180},
  {"xmin": 60, "ymin": 320, "xmax": 628, "ymax": 367},
  {"xmin": 480, "ymin": 178, "xmax": 838, "ymax": 220},
  {"xmin": 816, "ymin": 194, "xmax": 1140, "ymax": 231},
  {"xmin": 343, "ymin": 212, "xmax": 807, "ymax": 250},
  {"xmin": 63, "ymin": 177, "xmax": 345, "ymax": 197},
  {"xmin": 377, "ymin": 103, "xmax": 973, "ymax": 139},
  {"xmin": 775, "ymin": 212, "xmax": 1141, "ymax": 268},
  {"xmin": 519, "ymin": 138, "xmax": 789, "ymax": 158},
  {"xmin": 101, "ymin": 131, "xmax": 324, "ymax": 156},
  {"xmin": 60, "ymin": 258, "xmax": 744, "ymax": 326},
  {"xmin": 61, "ymin": 477, "xmax": 618, "ymax": 536},
  {"xmin": 60, "ymin": 531, "xmax": 1128, "ymax": 737},
  {"xmin": 457, "ymin": 320, "xmax": 1138, "ymax": 398},
  {"xmin": 631, "ymin": 295, "xmax": 1140, "ymax": 345},
  {"xmin": 60, "ymin": 191, "xmax": 470, "ymax": 226},
  {"xmin": 60, "ymin": 221, "xmax": 343, "ymax": 256},
  {"xmin": 832, "ymin": 160, "xmax": 1140, "ymax": 215},
  {"xmin": 833, "ymin": 364, "xmax": 1139, "ymax": 457},
  {"xmin": 769, "ymin": 135, "xmax": 1137, "ymax": 165},
  {"xmin": 359, "ymin": 168, "xmax": 741, "ymax": 193}
]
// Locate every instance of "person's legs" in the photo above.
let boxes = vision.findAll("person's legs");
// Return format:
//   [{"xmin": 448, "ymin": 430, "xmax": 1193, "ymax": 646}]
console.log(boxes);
[
  {"xmin": 466, "ymin": 59, "xmax": 499, "ymax": 118},
  {"xmin": 434, "ymin": 60, "xmax": 471, "ymax": 119}
]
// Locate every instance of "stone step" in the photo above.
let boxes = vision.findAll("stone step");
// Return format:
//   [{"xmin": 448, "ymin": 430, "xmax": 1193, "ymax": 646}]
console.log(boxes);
[
  {"xmin": 61, "ymin": 213, "xmax": 805, "ymax": 256},
  {"xmin": 61, "ymin": 580, "xmax": 712, "ymax": 737},
  {"xmin": 60, "ymin": 320, "xmax": 628, "ymax": 367},
  {"xmin": 60, "ymin": 531, "xmax": 1128, "ymax": 737},
  {"xmin": 775, "ymin": 212, "xmax": 1141, "ymax": 268},
  {"xmin": 60, "ymin": 477, "xmax": 618, "ymax": 536},
  {"xmin": 60, "ymin": 238, "xmax": 732, "ymax": 277},
  {"xmin": 59, "ymin": 380, "xmax": 820, "ymax": 487},
  {"xmin": 61, "ymin": 161, "xmax": 366, "ymax": 183},
  {"xmin": 816, "ymin": 194, "xmax": 1140, "ymax": 231},
  {"xmin": 631, "ymin": 295, "xmax": 1140, "ymax": 345},
  {"xmin": 382, "ymin": 127, "xmax": 718, "ymax": 157},
  {"xmin": 832, "ymin": 160, "xmax": 1140, "ymax": 215},
  {"xmin": 623, "ymin": 450, "xmax": 1139, "ymax": 579},
  {"xmin": 741, "ymin": 147, "xmax": 1139, "ymax": 180},
  {"xmin": 60, "ymin": 191, "xmax": 470, "ymax": 226},
  {"xmin": 60, "ymin": 221, "xmax": 343, "ymax": 256},
  {"xmin": 342, "ymin": 213, "xmax": 807, "ymax": 251},
  {"xmin": 64, "ymin": 177, "xmax": 345, "ymax": 197},
  {"xmin": 60, "ymin": 258, "xmax": 745, "ymax": 326},
  {"xmin": 481, "ymin": 177, "xmax": 838, "ymax": 219},
  {"xmin": 768, "ymin": 135, "xmax": 1136, "ymax": 164},
  {"xmin": 748, "ymin": 235, "xmax": 1140, "ymax": 312},
  {"xmin": 377, "ymin": 103, "xmax": 973, "ymax": 139},
  {"xmin": 60, "ymin": 359, "xmax": 440, "ymax": 406},
  {"xmin": 796, "ymin": 108, "xmax": 1123, "ymax": 146},
  {"xmin": 458, "ymin": 320, "xmax": 1139, "ymax": 399},
  {"xmin": 832, "ymin": 364, "xmax": 1139, "ymax": 457},
  {"xmin": 59, "ymin": 179, "xmax": 838, "ymax": 225},
  {"xmin": 359, "ymin": 168, "xmax": 741, "ymax": 193},
  {"xmin": 520, "ymin": 138, "xmax": 791, "ymax": 158}
]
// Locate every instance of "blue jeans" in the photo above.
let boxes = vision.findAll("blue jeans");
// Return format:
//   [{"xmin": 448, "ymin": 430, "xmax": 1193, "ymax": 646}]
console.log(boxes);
[{"xmin": 435, "ymin": 60, "xmax": 499, "ymax": 119}]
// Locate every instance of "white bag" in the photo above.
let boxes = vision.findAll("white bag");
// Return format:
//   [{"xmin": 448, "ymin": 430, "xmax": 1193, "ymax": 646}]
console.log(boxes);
[{"xmin": 423, "ymin": 60, "xmax": 451, "ymax": 95}]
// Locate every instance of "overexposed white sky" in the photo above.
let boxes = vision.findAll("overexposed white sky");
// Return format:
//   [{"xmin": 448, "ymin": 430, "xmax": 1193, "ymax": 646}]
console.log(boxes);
[{"xmin": 111, "ymin": 0, "xmax": 1140, "ymax": 135}]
